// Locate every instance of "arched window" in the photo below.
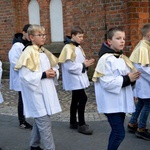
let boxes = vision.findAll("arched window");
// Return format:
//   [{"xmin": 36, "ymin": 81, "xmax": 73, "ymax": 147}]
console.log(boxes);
[
  {"xmin": 50, "ymin": 0, "xmax": 64, "ymax": 42},
  {"xmin": 28, "ymin": 0, "xmax": 40, "ymax": 25}
]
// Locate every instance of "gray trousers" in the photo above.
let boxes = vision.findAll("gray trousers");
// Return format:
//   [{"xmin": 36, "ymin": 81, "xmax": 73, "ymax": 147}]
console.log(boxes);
[{"xmin": 30, "ymin": 115, "xmax": 55, "ymax": 150}]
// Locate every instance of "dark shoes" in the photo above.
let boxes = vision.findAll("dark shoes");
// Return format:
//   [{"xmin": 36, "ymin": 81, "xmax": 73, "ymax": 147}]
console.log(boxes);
[
  {"xmin": 30, "ymin": 146, "xmax": 43, "ymax": 150},
  {"xmin": 70, "ymin": 122, "xmax": 78, "ymax": 129},
  {"xmin": 128, "ymin": 123, "xmax": 150, "ymax": 140},
  {"xmin": 0, "ymin": 147, "xmax": 2, "ymax": 150},
  {"xmin": 70, "ymin": 123, "xmax": 93, "ymax": 135},
  {"xmin": 19, "ymin": 121, "xmax": 32, "ymax": 130},
  {"xmin": 78, "ymin": 124, "xmax": 93, "ymax": 135},
  {"xmin": 135, "ymin": 129, "xmax": 150, "ymax": 141},
  {"xmin": 127, "ymin": 123, "xmax": 138, "ymax": 133}
]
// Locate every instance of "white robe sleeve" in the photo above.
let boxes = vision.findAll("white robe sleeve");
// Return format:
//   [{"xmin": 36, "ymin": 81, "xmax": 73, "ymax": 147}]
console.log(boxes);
[
  {"xmin": 100, "ymin": 60, "xmax": 123, "ymax": 94},
  {"xmin": 19, "ymin": 67, "xmax": 42, "ymax": 91},
  {"xmin": 134, "ymin": 63, "xmax": 150, "ymax": 83},
  {"xmin": 63, "ymin": 60, "xmax": 83, "ymax": 75},
  {"xmin": 0, "ymin": 61, "xmax": 3, "ymax": 103},
  {"xmin": 52, "ymin": 65, "xmax": 59, "ymax": 85},
  {"xmin": 9, "ymin": 43, "xmax": 24, "ymax": 66}
]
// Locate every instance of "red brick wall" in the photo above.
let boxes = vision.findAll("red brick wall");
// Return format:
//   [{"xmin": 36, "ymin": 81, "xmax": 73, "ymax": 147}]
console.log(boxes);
[
  {"xmin": 62, "ymin": 0, "xmax": 150, "ymax": 58},
  {"xmin": 62, "ymin": 0, "xmax": 106, "ymax": 59},
  {"xmin": 0, "ymin": 0, "xmax": 149, "ymax": 62},
  {"xmin": 0, "ymin": 0, "xmax": 15, "ymax": 61},
  {"xmin": 127, "ymin": 1, "xmax": 150, "ymax": 51}
]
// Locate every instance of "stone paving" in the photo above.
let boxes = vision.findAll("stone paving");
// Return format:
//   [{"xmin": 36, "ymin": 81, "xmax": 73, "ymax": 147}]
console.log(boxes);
[
  {"xmin": 0, "ymin": 79, "xmax": 107, "ymax": 122},
  {"xmin": 1, "ymin": 79, "xmax": 150, "ymax": 150}
]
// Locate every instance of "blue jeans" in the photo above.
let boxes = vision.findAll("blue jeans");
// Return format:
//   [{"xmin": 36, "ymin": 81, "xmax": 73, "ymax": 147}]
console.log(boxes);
[
  {"xmin": 129, "ymin": 98, "xmax": 150, "ymax": 129},
  {"xmin": 105, "ymin": 113, "xmax": 125, "ymax": 150}
]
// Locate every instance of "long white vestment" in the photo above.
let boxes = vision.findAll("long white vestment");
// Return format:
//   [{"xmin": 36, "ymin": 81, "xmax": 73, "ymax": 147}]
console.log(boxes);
[
  {"xmin": 61, "ymin": 46, "xmax": 89, "ymax": 91},
  {"xmin": 94, "ymin": 54, "xmax": 135, "ymax": 113},
  {"xmin": 8, "ymin": 42, "xmax": 24, "ymax": 91},
  {"xmin": 0, "ymin": 61, "xmax": 3, "ymax": 103},
  {"xmin": 129, "ymin": 40, "xmax": 150, "ymax": 99},
  {"xmin": 19, "ymin": 53, "xmax": 61, "ymax": 118}
]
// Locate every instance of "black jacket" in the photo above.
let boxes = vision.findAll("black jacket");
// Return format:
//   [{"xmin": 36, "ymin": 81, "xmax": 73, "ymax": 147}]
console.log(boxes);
[
  {"xmin": 64, "ymin": 36, "xmax": 80, "ymax": 47},
  {"xmin": 99, "ymin": 42, "xmax": 122, "ymax": 58},
  {"xmin": 63, "ymin": 36, "xmax": 87, "ymax": 73},
  {"xmin": 98, "ymin": 42, "xmax": 135, "ymax": 87},
  {"xmin": 12, "ymin": 33, "xmax": 31, "ymax": 48}
]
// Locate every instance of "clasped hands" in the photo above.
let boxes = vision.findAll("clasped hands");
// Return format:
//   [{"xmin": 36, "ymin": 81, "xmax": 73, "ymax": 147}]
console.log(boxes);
[
  {"xmin": 128, "ymin": 71, "xmax": 141, "ymax": 82},
  {"xmin": 84, "ymin": 58, "xmax": 95, "ymax": 67},
  {"xmin": 45, "ymin": 68, "xmax": 56, "ymax": 78}
]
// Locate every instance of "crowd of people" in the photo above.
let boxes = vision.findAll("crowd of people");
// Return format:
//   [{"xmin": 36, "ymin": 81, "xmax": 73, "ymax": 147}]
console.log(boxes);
[{"xmin": 0, "ymin": 23, "xmax": 149, "ymax": 150}]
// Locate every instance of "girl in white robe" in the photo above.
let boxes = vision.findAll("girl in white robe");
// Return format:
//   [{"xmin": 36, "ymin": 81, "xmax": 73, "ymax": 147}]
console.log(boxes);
[{"xmin": 15, "ymin": 25, "xmax": 61, "ymax": 150}]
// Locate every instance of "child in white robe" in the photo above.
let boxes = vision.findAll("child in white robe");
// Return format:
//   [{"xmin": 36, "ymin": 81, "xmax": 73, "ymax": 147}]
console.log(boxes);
[
  {"xmin": 15, "ymin": 24, "xmax": 61, "ymax": 150},
  {"xmin": 8, "ymin": 24, "xmax": 32, "ymax": 129},
  {"xmin": 59, "ymin": 26, "xmax": 95, "ymax": 135},
  {"xmin": 93, "ymin": 27, "xmax": 141, "ymax": 150},
  {"xmin": 128, "ymin": 23, "xmax": 150, "ymax": 140}
]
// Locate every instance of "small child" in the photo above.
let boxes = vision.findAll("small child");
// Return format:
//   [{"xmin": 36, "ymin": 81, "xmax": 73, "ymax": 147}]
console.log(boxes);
[
  {"xmin": 59, "ymin": 26, "xmax": 95, "ymax": 135},
  {"xmin": 15, "ymin": 24, "xmax": 62, "ymax": 150},
  {"xmin": 8, "ymin": 24, "xmax": 32, "ymax": 129},
  {"xmin": 127, "ymin": 23, "xmax": 150, "ymax": 140},
  {"xmin": 93, "ymin": 27, "xmax": 140, "ymax": 150}
]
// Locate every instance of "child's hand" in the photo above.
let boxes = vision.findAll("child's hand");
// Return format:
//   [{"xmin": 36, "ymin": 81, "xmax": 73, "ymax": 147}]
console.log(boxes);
[
  {"xmin": 84, "ymin": 58, "xmax": 95, "ymax": 67},
  {"xmin": 128, "ymin": 71, "xmax": 141, "ymax": 82},
  {"xmin": 89, "ymin": 58, "xmax": 95, "ymax": 64},
  {"xmin": 45, "ymin": 68, "xmax": 56, "ymax": 78}
]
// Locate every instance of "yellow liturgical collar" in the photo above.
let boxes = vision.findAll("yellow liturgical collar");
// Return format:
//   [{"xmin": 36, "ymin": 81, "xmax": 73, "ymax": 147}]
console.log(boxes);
[
  {"xmin": 59, "ymin": 44, "xmax": 86, "ymax": 63},
  {"xmin": 129, "ymin": 40, "xmax": 150, "ymax": 66},
  {"xmin": 92, "ymin": 53, "xmax": 137, "ymax": 82},
  {"xmin": 15, "ymin": 45, "xmax": 58, "ymax": 71}
]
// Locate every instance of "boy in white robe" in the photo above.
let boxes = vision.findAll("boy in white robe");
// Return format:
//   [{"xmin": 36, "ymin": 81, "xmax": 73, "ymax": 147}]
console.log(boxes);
[
  {"xmin": 127, "ymin": 23, "xmax": 150, "ymax": 140},
  {"xmin": 93, "ymin": 27, "xmax": 141, "ymax": 150},
  {"xmin": 15, "ymin": 24, "xmax": 61, "ymax": 150},
  {"xmin": 59, "ymin": 26, "xmax": 95, "ymax": 135},
  {"xmin": 8, "ymin": 24, "xmax": 32, "ymax": 129}
]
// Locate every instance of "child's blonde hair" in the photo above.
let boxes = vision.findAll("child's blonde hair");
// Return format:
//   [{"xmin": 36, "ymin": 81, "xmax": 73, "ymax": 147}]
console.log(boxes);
[{"xmin": 27, "ymin": 24, "xmax": 45, "ymax": 35}]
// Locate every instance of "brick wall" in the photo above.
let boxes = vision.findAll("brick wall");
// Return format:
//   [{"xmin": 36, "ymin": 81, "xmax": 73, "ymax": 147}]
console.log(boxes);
[
  {"xmin": 62, "ymin": 0, "xmax": 150, "ymax": 57},
  {"xmin": 127, "ymin": 1, "xmax": 150, "ymax": 50},
  {"xmin": 0, "ymin": 0, "xmax": 149, "ymax": 78},
  {"xmin": 0, "ymin": 0, "xmax": 15, "ymax": 61}
]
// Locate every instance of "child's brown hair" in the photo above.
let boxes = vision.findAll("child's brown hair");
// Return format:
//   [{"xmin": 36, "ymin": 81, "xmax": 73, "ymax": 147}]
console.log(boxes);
[{"xmin": 71, "ymin": 26, "xmax": 84, "ymax": 36}]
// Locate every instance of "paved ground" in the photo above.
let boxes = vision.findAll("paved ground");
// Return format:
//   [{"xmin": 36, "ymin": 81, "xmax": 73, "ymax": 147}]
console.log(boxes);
[
  {"xmin": 0, "ymin": 79, "xmax": 106, "ymax": 121},
  {"xmin": 0, "ymin": 79, "xmax": 150, "ymax": 150}
]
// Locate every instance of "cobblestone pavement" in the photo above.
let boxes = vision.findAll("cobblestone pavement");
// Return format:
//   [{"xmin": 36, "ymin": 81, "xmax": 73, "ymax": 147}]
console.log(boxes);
[{"xmin": 0, "ymin": 79, "xmax": 107, "ymax": 122}]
